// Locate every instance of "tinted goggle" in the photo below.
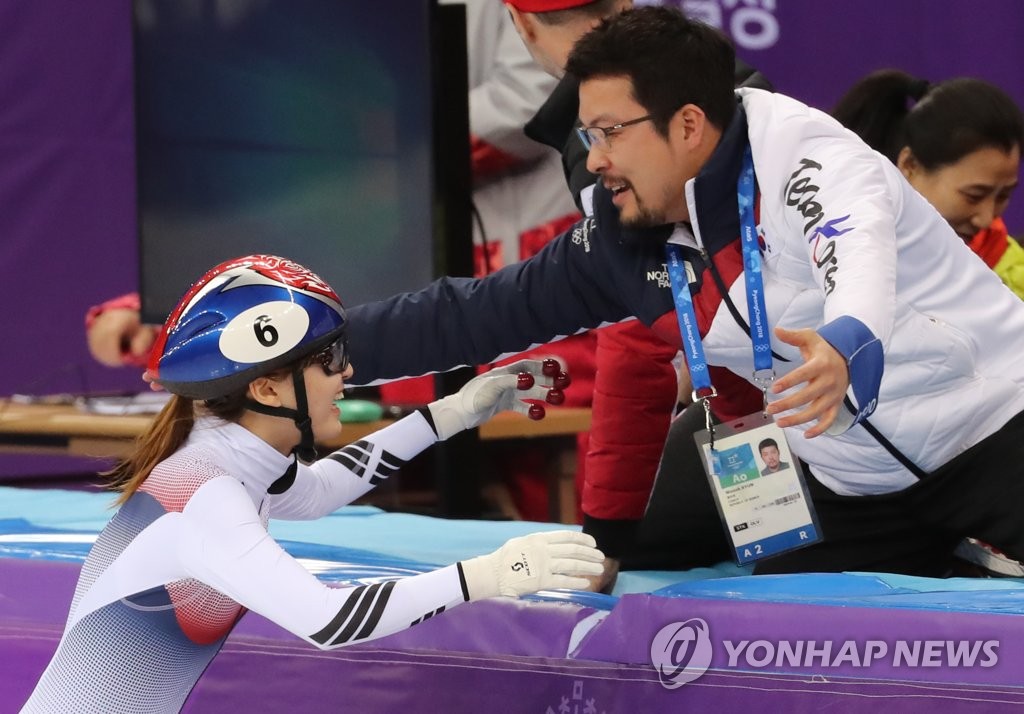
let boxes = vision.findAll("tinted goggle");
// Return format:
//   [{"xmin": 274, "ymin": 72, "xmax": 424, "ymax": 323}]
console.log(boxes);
[{"xmin": 308, "ymin": 335, "xmax": 350, "ymax": 376}]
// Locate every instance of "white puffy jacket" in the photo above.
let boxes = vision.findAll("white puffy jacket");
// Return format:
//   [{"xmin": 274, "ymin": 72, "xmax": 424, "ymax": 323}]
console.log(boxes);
[{"xmin": 692, "ymin": 88, "xmax": 1024, "ymax": 495}]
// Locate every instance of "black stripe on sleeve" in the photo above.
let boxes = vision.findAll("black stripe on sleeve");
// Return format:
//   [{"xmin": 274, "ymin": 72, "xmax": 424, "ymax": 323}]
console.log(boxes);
[
  {"xmin": 418, "ymin": 407, "xmax": 439, "ymax": 438},
  {"xmin": 379, "ymin": 451, "xmax": 406, "ymax": 472},
  {"xmin": 328, "ymin": 451, "xmax": 369, "ymax": 478},
  {"xmin": 331, "ymin": 583, "xmax": 383, "ymax": 645},
  {"xmin": 424, "ymin": 606, "xmax": 445, "ymax": 621},
  {"xmin": 456, "ymin": 561, "xmax": 471, "ymax": 601},
  {"xmin": 353, "ymin": 580, "xmax": 397, "ymax": 641},
  {"xmin": 309, "ymin": 585, "xmax": 366, "ymax": 645},
  {"xmin": 411, "ymin": 605, "xmax": 446, "ymax": 628},
  {"xmin": 368, "ymin": 460, "xmax": 402, "ymax": 486},
  {"xmin": 328, "ymin": 441, "xmax": 407, "ymax": 484}
]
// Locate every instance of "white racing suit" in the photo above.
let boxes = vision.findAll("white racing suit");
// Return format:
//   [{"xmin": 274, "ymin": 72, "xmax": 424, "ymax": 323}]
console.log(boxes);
[{"xmin": 22, "ymin": 414, "xmax": 467, "ymax": 713}]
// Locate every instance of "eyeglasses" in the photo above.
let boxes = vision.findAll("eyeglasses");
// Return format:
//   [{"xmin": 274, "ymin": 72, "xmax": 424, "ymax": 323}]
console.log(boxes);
[
  {"xmin": 576, "ymin": 114, "xmax": 654, "ymax": 151},
  {"xmin": 308, "ymin": 335, "xmax": 350, "ymax": 376}
]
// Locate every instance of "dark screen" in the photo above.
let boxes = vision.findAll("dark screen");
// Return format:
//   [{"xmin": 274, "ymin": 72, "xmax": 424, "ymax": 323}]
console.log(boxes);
[{"xmin": 134, "ymin": 0, "xmax": 441, "ymax": 322}]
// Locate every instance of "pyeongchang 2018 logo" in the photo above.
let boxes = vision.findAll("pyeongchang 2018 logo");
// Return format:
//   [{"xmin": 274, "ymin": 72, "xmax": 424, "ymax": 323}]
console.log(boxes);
[{"xmin": 650, "ymin": 619, "xmax": 714, "ymax": 689}]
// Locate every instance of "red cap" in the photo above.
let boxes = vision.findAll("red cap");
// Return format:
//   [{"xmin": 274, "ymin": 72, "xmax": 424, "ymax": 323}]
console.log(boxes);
[{"xmin": 503, "ymin": 0, "xmax": 597, "ymax": 11}]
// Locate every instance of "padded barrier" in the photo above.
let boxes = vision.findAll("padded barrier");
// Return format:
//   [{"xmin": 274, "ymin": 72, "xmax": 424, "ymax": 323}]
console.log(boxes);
[{"xmin": 4, "ymin": 487, "xmax": 1024, "ymax": 711}]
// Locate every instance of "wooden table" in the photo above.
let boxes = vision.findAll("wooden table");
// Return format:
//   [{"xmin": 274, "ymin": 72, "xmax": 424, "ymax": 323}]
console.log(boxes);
[
  {"xmin": 0, "ymin": 400, "xmax": 592, "ymax": 522},
  {"xmin": 0, "ymin": 401, "xmax": 591, "ymax": 457}
]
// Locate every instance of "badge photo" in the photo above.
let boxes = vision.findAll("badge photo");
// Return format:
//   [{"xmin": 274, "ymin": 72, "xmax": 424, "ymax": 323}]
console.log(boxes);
[{"xmin": 695, "ymin": 413, "xmax": 821, "ymax": 564}]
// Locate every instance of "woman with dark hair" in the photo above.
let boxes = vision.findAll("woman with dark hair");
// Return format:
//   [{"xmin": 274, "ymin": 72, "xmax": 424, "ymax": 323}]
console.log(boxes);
[
  {"xmin": 21, "ymin": 254, "xmax": 602, "ymax": 713},
  {"xmin": 835, "ymin": 72, "xmax": 1024, "ymax": 575},
  {"xmin": 834, "ymin": 70, "xmax": 1024, "ymax": 297}
]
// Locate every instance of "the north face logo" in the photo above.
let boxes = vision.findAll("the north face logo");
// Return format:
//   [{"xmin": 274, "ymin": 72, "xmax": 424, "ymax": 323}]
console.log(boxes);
[{"xmin": 648, "ymin": 260, "xmax": 695, "ymax": 289}]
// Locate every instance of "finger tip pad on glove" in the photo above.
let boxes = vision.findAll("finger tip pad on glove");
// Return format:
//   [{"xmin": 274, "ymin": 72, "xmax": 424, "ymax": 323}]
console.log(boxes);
[
  {"xmin": 541, "ymin": 359, "xmax": 560, "ymax": 377},
  {"xmin": 517, "ymin": 372, "xmax": 536, "ymax": 390},
  {"xmin": 516, "ymin": 365, "xmax": 569, "ymax": 417},
  {"xmin": 517, "ymin": 370, "xmax": 569, "ymax": 391},
  {"xmin": 540, "ymin": 359, "xmax": 571, "ymax": 389}
]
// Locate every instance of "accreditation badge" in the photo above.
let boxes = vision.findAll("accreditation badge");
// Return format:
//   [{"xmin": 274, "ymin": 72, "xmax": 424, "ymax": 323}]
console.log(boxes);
[{"xmin": 695, "ymin": 412, "xmax": 820, "ymax": 565}]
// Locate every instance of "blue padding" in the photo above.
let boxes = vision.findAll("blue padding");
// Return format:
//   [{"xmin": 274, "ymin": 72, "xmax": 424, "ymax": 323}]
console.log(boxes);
[
  {"xmin": 269, "ymin": 507, "xmax": 582, "ymax": 567},
  {"xmin": 7, "ymin": 486, "xmax": 1024, "ymax": 614},
  {"xmin": 0, "ymin": 486, "xmax": 578, "ymax": 567},
  {"xmin": 0, "ymin": 486, "xmax": 749, "ymax": 597},
  {"xmin": 0, "ymin": 519, "xmax": 96, "ymax": 563},
  {"xmin": 0, "ymin": 487, "xmax": 116, "ymax": 531},
  {"xmin": 654, "ymin": 572, "xmax": 1024, "ymax": 614},
  {"xmin": 524, "ymin": 589, "xmax": 618, "ymax": 610}
]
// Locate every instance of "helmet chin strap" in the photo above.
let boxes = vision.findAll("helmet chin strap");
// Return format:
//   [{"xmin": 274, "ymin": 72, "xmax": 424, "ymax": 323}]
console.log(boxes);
[{"xmin": 244, "ymin": 365, "xmax": 318, "ymax": 494}]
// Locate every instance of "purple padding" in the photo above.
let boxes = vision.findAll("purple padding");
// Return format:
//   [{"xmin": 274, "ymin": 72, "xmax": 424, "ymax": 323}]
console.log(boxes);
[
  {"xmin": 0, "ymin": 559, "xmax": 79, "ymax": 707},
  {"xmin": 187, "ymin": 644, "xmax": 677, "ymax": 712},
  {"xmin": 577, "ymin": 593, "xmax": 1024, "ymax": 688},
  {"xmin": 7, "ymin": 558, "xmax": 1024, "ymax": 712},
  {"xmin": 190, "ymin": 644, "xmax": 1024, "ymax": 713}
]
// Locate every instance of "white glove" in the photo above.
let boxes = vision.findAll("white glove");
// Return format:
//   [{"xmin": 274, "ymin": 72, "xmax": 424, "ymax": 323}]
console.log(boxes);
[
  {"xmin": 426, "ymin": 358, "xmax": 569, "ymax": 441},
  {"xmin": 460, "ymin": 530, "xmax": 605, "ymax": 600}
]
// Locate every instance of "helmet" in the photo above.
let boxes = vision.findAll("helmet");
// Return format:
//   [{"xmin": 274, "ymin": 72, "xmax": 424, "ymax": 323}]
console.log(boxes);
[{"xmin": 149, "ymin": 255, "xmax": 347, "ymax": 400}]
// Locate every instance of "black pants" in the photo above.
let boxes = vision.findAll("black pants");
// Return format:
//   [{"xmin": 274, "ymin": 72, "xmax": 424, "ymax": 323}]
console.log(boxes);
[
  {"xmin": 621, "ymin": 401, "xmax": 732, "ymax": 570},
  {"xmin": 624, "ymin": 404, "xmax": 1024, "ymax": 577},
  {"xmin": 760, "ymin": 409, "xmax": 1024, "ymax": 575}
]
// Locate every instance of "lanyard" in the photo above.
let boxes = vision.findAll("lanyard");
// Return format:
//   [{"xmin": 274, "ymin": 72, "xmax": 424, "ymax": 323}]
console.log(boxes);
[
  {"xmin": 737, "ymin": 144, "xmax": 772, "ymax": 376},
  {"xmin": 666, "ymin": 144, "xmax": 773, "ymax": 441},
  {"xmin": 665, "ymin": 245, "xmax": 715, "ymax": 399}
]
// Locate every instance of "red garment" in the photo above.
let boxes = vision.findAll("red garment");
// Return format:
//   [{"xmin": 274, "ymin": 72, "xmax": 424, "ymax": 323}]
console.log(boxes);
[
  {"xmin": 583, "ymin": 315, "xmax": 764, "ymax": 524},
  {"xmin": 470, "ymin": 134, "xmax": 526, "ymax": 183},
  {"xmin": 968, "ymin": 217, "xmax": 1009, "ymax": 269},
  {"xmin": 518, "ymin": 213, "xmax": 581, "ymax": 261},
  {"xmin": 491, "ymin": 332, "xmax": 595, "ymax": 522},
  {"xmin": 585, "ymin": 320, "xmax": 677, "ymax": 522}
]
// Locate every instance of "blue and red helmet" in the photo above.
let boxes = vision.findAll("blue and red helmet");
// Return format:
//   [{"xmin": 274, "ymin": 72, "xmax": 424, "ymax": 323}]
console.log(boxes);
[{"xmin": 148, "ymin": 255, "xmax": 347, "ymax": 400}]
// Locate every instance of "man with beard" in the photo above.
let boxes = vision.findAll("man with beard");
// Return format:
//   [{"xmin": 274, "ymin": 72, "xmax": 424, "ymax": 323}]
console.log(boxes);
[
  {"xmin": 498, "ymin": 0, "xmax": 772, "ymax": 590},
  {"xmin": 348, "ymin": 7, "xmax": 1024, "ymax": 576}
]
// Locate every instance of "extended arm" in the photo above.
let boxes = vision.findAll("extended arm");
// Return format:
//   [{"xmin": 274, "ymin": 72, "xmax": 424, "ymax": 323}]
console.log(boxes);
[
  {"xmin": 346, "ymin": 219, "xmax": 629, "ymax": 385},
  {"xmin": 273, "ymin": 360, "xmax": 570, "ymax": 520}
]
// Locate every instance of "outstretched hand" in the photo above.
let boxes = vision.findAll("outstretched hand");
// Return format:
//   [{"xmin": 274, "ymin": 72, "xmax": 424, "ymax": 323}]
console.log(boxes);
[
  {"xmin": 426, "ymin": 358, "xmax": 570, "ymax": 440},
  {"xmin": 766, "ymin": 326, "xmax": 849, "ymax": 438},
  {"xmin": 460, "ymin": 530, "xmax": 605, "ymax": 599}
]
